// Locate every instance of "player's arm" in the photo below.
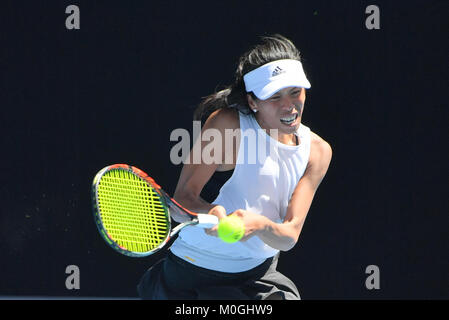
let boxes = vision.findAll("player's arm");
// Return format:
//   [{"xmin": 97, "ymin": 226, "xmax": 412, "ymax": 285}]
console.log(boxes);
[
  {"xmin": 172, "ymin": 108, "xmax": 239, "ymax": 223},
  {"xmin": 254, "ymin": 132, "xmax": 332, "ymax": 251}
]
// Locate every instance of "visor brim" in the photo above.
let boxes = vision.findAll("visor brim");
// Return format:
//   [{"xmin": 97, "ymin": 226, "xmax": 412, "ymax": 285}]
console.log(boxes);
[{"xmin": 252, "ymin": 77, "xmax": 311, "ymax": 100}]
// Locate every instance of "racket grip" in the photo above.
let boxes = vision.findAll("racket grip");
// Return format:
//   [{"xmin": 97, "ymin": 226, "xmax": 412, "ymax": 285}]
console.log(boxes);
[{"xmin": 196, "ymin": 214, "xmax": 219, "ymax": 228}]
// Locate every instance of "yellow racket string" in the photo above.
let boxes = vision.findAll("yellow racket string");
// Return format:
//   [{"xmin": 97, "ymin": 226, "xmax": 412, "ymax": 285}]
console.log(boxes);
[{"xmin": 97, "ymin": 169, "xmax": 169, "ymax": 252}]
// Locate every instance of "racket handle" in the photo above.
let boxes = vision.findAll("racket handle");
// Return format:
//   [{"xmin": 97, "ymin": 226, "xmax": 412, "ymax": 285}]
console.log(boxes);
[{"xmin": 196, "ymin": 214, "xmax": 219, "ymax": 228}]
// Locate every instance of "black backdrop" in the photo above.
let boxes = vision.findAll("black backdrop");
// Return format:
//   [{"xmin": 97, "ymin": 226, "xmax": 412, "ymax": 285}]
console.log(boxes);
[{"xmin": 0, "ymin": 0, "xmax": 447, "ymax": 299}]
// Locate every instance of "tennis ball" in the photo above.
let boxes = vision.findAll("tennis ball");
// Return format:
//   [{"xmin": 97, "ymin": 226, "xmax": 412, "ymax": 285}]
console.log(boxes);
[{"xmin": 217, "ymin": 216, "xmax": 245, "ymax": 243}]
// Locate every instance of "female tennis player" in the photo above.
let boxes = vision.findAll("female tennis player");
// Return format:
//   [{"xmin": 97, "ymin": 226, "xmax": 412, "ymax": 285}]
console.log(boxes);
[{"xmin": 137, "ymin": 34, "xmax": 332, "ymax": 300}]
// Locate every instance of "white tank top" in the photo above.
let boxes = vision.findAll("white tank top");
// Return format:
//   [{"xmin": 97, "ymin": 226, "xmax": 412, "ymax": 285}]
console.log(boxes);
[{"xmin": 170, "ymin": 111, "xmax": 311, "ymax": 272}]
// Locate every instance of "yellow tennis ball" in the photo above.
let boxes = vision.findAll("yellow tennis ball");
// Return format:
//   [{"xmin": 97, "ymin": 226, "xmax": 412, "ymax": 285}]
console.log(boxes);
[{"xmin": 217, "ymin": 216, "xmax": 245, "ymax": 243}]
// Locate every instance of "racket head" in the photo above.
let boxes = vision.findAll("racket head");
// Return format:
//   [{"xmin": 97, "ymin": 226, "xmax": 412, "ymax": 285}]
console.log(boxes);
[{"xmin": 92, "ymin": 164, "xmax": 172, "ymax": 257}]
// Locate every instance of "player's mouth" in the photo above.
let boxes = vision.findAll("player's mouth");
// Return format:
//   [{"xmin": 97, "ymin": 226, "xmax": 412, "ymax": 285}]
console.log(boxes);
[{"xmin": 280, "ymin": 113, "xmax": 299, "ymax": 126}]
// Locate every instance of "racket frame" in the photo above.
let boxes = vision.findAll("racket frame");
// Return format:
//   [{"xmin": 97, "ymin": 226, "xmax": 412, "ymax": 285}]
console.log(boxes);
[{"xmin": 92, "ymin": 164, "xmax": 216, "ymax": 257}]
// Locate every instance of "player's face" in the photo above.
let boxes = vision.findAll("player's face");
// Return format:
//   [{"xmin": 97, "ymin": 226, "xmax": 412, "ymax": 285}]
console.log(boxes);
[{"xmin": 247, "ymin": 86, "xmax": 306, "ymax": 136}]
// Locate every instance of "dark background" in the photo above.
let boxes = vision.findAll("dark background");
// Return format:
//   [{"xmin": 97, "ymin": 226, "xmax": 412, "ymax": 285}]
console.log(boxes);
[{"xmin": 0, "ymin": 0, "xmax": 447, "ymax": 299}]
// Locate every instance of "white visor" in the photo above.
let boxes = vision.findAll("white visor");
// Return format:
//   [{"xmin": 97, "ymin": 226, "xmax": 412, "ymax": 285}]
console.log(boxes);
[{"xmin": 243, "ymin": 59, "xmax": 311, "ymax": 100}]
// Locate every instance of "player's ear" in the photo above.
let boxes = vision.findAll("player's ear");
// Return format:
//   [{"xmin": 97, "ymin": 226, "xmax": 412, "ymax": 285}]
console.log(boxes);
[{"xmin": 246, "ymin": 94, "xmax": 258, "ymax": 111}]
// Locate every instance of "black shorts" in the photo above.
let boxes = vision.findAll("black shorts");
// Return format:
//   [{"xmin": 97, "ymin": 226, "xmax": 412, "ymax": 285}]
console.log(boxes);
[{"xmin": 137, "ymin": 251, "xmax": 300, "ymax": 300}]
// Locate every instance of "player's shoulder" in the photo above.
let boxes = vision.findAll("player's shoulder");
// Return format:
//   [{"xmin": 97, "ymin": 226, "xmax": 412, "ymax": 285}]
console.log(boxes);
[
  {"xmin": 309, "ymin": 130, "xmax": 332, "ymax": 168},
  {"xmin": 310, "ymin": 131, "xmax": 331, "ymax": 151},
  {"xmin": 204, "ymin": 107, "xmax": 240, "ymax": 131}
]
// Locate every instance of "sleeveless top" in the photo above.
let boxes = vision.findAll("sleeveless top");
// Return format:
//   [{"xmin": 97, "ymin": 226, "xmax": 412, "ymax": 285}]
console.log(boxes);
[{"xmin": 170, "ymin": 111, "xmax": 311, "ymax": 272}]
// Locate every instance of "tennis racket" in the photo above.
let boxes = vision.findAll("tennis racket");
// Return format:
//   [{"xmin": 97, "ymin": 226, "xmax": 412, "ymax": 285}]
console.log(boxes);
[{"xmin": 92, "ymin": 164, "xmax": 218, "ymax": 257}]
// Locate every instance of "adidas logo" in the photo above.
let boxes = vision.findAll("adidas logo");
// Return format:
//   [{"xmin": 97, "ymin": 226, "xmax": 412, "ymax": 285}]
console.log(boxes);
[{"xmin": 272, "ymin": 66, "xmax": 286, "ymax": 77}]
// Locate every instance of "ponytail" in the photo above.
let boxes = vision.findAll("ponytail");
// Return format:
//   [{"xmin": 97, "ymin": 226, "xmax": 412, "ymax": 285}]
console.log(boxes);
[
  {"xmin": 193, "ymin": 87, "xmax": 231, "ymax": 122},
  {"xmin": 193, "ymin": 83, "xmax": 253, "ymax": 123}
]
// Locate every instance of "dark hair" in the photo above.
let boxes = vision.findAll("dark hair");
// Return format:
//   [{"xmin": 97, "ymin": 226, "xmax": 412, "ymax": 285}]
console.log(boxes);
[{"xmin": 193, "ymin": 34, "xmax": 303, "ymax": 122}]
